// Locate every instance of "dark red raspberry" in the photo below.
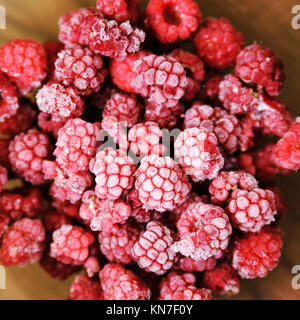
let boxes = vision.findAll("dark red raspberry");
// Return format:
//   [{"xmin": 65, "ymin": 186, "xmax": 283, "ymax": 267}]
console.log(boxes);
[
  {"xmin": 194, "ymin": 18, "xmax": 244, "ymax": 70},
  {"xmin": 235, "ymin": 44, "xmax": 285, "ymax": 96},
  {"xmin": 37, "ymin": 112, "xmax": 65, "ymax": 138},
  {"xmin": 0, "ymin": 72, "xmax": 19, "ymax": 121},
  {"xmin": 43, "ymin": 41, "xmax": 64, "ymax": 81},
  {"xmin": 36, "ymin": 83, "xmax": 85, "ymax": 121},
  {"xmin": 84, "ymin": 256, "xmax": 100, "ymax": 278},
  {"xmin": 178, "ymin": 256, "xmax": 217, "ymax": 272},
  {"xmin": 239, "ymin": 115, "xmax": 256, "ymax": 152},
  {"xmin": 42, "ymin": 210, "xmax": 72, "ymax": 233},
  {"xmin": 0, "ymin": 138, "xmax": 10, "ymax": 167},
  {"xmin": 135, "ymin": 154, "xmax": 191, "ymax": 212},
  {"xmin": 0, "ymin": 165, "xmax": 7, "ymax": 192},
  {"xmin": 202, "ymin": 261, "xmax": 240, "ymax": 296},
  {"xmin": 232, "ymin": 226, "xmax": 282, "ymax": 279},
  {"xmin": 69, "ymin": 275, "xmax": 103, "ymax": 300},
  {"xmin": 52, "ymin": 200, "xmax": 80, "ymax": 219},
  {"xmin": 200, "ymin": 72, "xmax": 223, "ymax": 103},
  {"xmin": 174, "ymin": 127, "xmax": 224, "ymax": 182},
  {"xmin": 146, "ymin": 0, "xmax": 202, "ymax": 43},
  {"xmin": 100, "ymin": 263, "xmax": 151, "ymax": 300},
  {"xmin": 50, "ymin": 224, "xmax": 94, "ymax": 266},
  {"xmin": 0, "ymin": 218, "xmax": 45, "ymax": 266},
  {"xmin": 133, "ymin": 54, "xmax": 188, "ymax": 107},
  {"xmin": 55, "ymin": 46, "xmax": 107, "ymax": 96},
  {"xmin": 9, "ymin": 129, "xmax": 51, "ymax": 185}
]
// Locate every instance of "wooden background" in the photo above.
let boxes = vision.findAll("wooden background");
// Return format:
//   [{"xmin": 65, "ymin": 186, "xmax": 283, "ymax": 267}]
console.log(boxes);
[{"xmin": 0, "ymin": 0, "xmax": 300, "ymax": 300}]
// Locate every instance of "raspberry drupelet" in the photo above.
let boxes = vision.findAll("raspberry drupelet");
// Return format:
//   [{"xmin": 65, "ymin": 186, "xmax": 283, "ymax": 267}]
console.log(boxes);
[
  {"xmin": 235, "ymin": 44, "xmax": 285, "ymax": 96},
  {"xmin": 232, "ymin": 226, "xmax": 282, "ymax": 279},
  {"xmin": 36, "ymin": 83, "xmax": 85, "ymax": 121},
  {"xmin": 0, "ymin": 218, "xmax": 46, "ymax": 266},
  {"xmin": 89, "ymin": 147, "xmax": 136, "ymax": 200},
  {"xmin": 50, "ymin": 224, "xmax": 94, "ymax": 266},
  {"xmin": 37, "ymin": 113, "xmax": 65, "ymax": 138},
  {"xmin": 145, "ymin": 0, "xmax": 202, "ymax": 43},
  {"xmin": 135, "ymin": 154, "xmax": 191, "ymax": 212},
  {"xmin": 178, "ymin": 256, "xmax": 217, "ymax": 272},
  {"xmin": 0, "ymin": 39, "xmax": 47, "ymax": 94},
  {"xmin": 132, "ymin": 221, "xmax": 176, "ymax": 275},
  {"xmin": 174, "ymin": 127, "xmax": 224, "ymax": 182},
  {"xmin": 194, "ymin": 17, "xmax": 244, "ymax": 70},
  {"xmin": 69, "ymin": 275, "xmax": 103, "ymax": 300},
  {"xmin": 172, "ymin": 202, "xmax": 232, "ymax": 261},
  {"xmin": 100, "ymin": 263, "xmax": 151, "ymax": 300},
  {"xmin": 133, "ymin": 54, "xmax": 188, "ymax": 107},
  {"xmin": 54, "ymin": 46, "xmax": 107, "ymax": 96}
]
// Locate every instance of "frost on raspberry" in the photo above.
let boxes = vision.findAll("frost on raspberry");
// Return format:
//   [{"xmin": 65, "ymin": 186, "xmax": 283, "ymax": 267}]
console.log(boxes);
[
  {"xmin": 172, "ymin": 202, "xmax": 232, "ymax": 261},
  {"xmin": 135, "ymin": 154, "xmax": 191, "ymax": 212},
  {"xmin": 69, "ymin": 275, "xmax": 103, "ymax": 300},
  {"xmin": 174, "ymin": 127, "xmax": 224, "ymax": 182}
]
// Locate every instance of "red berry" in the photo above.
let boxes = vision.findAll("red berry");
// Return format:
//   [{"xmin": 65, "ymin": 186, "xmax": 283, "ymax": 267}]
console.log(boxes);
[
  {"xmin": 178, "ymin": 256, "xmax": 217, "ymax": 273},
  {"xmin": 0, "ymin": 138, "xmax": 10, "ymax": 167},
  {"xmin": 69, "ymin": 275, "xmax": 103, "ymax": 300},
  {"xmin": 84, "ymin": 256, "xmax": 100, "ymax": 278},
  {"xmin": 0, "ymin": 214, "xmax": 10, "ymax": 239}
]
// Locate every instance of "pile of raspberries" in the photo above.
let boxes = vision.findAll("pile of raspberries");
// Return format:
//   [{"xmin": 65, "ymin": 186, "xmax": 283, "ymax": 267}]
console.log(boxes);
[{"xmin": 0, "ymin": 0, "xmax": 298, "ymax": 300}]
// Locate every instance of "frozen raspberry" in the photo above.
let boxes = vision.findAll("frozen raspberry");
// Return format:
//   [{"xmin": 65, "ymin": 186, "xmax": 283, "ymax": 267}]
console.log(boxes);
[
  {"xmin": 218, "ymin": 74, "xmax": 255, "ymax": 115},
  {"xmin": 0, "ymin": 214, "xmax": 10, "ymax": 239},
  {"xmin": 37, "ymin": 113, "xmax": 65, "ymax": 138},
  {"xmin": 172, "ymin": 202, "xmax": 232, "ymax": 261},
  {"xmin": 50, "ymin": 224, "xmax": 94, "ymax": 266},
  {"xmin": 55, "ymin": 46, "xmax": 107, "ymax": 96},
  {"xmin": 42, "ymin": 210, "xmax": 72, "ymax": 233},
  {"xmin": 54, "ymin": 118, "xmax": 101, "ymax": 174},
  {"xmin": 146, "ymin": 0, "xmax": 201, "ymax": 43},
  {"xmin": 132, "ymin": 221, "xmax": 176, "ymax": 275},
  {"xmin": 174, "ymin": 127, "xmax": 224, "ymax": 182},
  {"xmin": 232, "ymin": 226, "xmax": 282, "ymax": 279},
  {"xmin": 9, "ymin": 129, "xmax": 51, "ymax": 185},
  {"xmin": 102, "ymin": 92, "xmax": 141, "ymax": 128},
  {"xmin": 200, "ymin": 72, "xmax": 223, "ymax": 103},
  {"xmin": 0, "ymin": 218, "xmax": 45, "ymax": 266},
  {"xmin": 159, "ymin": 272, "xmax": 212, "ymax": 300},
  {"xmin": 268, "ymin": 186, "xmax": 288, "ymax": 220},
  {"xmin": 178, "ymin": 256, "xmax": 217, "ymax": 272},
  {"xmin": 168, "ymin": 49, "xmax": 205, "ymax": 100},
  {"xmin": 99, "ymin": 222, "xmax": 140, "ymax": 264},
  {"xmin": 275, "ymin": 120, "xmax": 300, "ymax": 171},
  {"xmin": 84, "ymin": 256, "xmax": 100, "ymax": 278},
  {"xmin": 110, "ymin": 50, "xmax": 150, "ymax": 93},
  {"xmin": 209, "ymin": 170, "xmax": 258, "ymax": 205},
  {"xmin": 133, "ymin": 54, "xmax": 188, "ymax": 107},
  {"xmin": 43, "ymin": 41, "xmax": 64, "ymax": 81},
  {"xmin": 235, "ymin": 44, "xmax": 285, "ymax": 96},
  {"xmin": 36, "ymin": 83, "xmax": 84, "ymax": 121},
  {"xmin": 194, "ymin": 18, "xmax": 244, "ymax": 70},
  {"xmin": 80, "ymin": 190, "xmax": 131, "ymax": 233},
  {"xmin": 145, "ymin": 100, "xmax": 184, "ymax": 130},
  {"xmin": 69, "ymin": 275, "xmax": 103, "ymax": 300},
  {"xmin": 135, "ymin": 154, "xmax": 191, "ymax": 212},
  {"xmin": 128, "ymin": 122, "xmax": 166, "ymax": 157},
  {"xmin": 100, "ymin": 263, "xmax": 151, "ymax": 300},
  {"xmin": 0, "ymin": 138, "xmax": 10, "ymax": 167},
  {"xmin": 89, "ymin": 147, "xmax": 136, "ymax": 200},
  {"xmin": 96, "ymin": 0, "xmax": 140, "ymax": 23},
  {"xmin": 238, "ymin": 115, "xmax": 256, "ymax": 152},
  {"xmin": 0, "ymin": 39, "xmax": 47, "ymax": 94},
  {"xmin": 203, "ymin": 261, "xmax": 240, "ymax": 296}
]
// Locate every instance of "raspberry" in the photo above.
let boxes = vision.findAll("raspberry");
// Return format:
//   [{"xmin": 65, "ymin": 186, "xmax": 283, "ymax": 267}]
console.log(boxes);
[
  {"xmin": 99, "ymin": 222, "xmax": 140, "ymax": 264},
  {"xmin": 9, "ymin": 129, "xmax": 51, "ymax": 185},
  {"xmin": 0, "ymin": 218, "xmax": 45, "ymax": 266},
  {"xmin": 42, "ymin": 210, "xmax": 72, "ymax": 233},
  {"xmin": 209, "ymin": 170, "xmax": 258, "ymax": 205},
  {"xmin": 0, "ymin": 165, "xmax": 7, "ymax": 192},
  {"xmin": 0, "ymin": 39, "xmax": 47, "ymax": 94},
  {"xmin": 36, "ymin": 83, "xmax": 85, "ymax": 121},
  {"xmin": 84, "ymin": 256, "xmax": 100, "ymax": 278},
  {"xmin": 218, "ymin": 74, "xmax": 255, "ymax": 115},
  {"xmin": 172, "ymin": 202, "xmax": 232, "ymax": 261},
  {"xmin": 168, "ymin": 49, "xmax": 205, "ymax": 100},
  {"xmin": 37, "ymin": 112, "xmax": 65, "ymax": 138},
  {"xmin": 128, "ymin": 122, "xmax": 166, "ymax": 157},
  {"xmin": 100, "ymin": 263, "xmax": 151, "ymax": 300},
  {"xmin": 232, "ymin": 226, "xmax": 282, "ymax": 279},
  {"xmin": 0, "ymin": 214, "xmax": 10, "ymax": 239},
  {"xmin": 96, "ymin": 0, "xmax": 141, "ymax": 23},
  {"xmin": 55, "ymin": 46, "xmax": 107, "ymax": 96},
  {"xmin": 159, "ymin": 272, "xmax": 212, "ymax": 300},
  {"xmin": 53, "ymin": 200, "xmax": 80, "ymax": 219},
  {"xmin": 239, "ymin": 115, "xmax": 256, "ymax": 152},
  {"xmin": 202, "ymin": 261, "xmax": 240, "ymax": 296},
  {"xmin": 69, "ymin": 275, "xmax": 103, "ymax": 300},
  {"xmin": 194, "ymin": 18, "xmax": 244, "ymax": 70},
  {"xmin": 174, "ymin": 127, "xmax": 224, "ymax": 182},
  {"xmin": 268, "ymin": 186, "xmax": 288, "ymax": 220},
  {"xmin": 145, "ymin": 100, "xmax": 184, "ymax": 130},
  {"xmin": 133, "ymin": 54, "xmax": 188, "ymax": 107},
  {"xmin": 275, "ymin": 120, "xmax": 300, "ymax": 171},
  {"xmin": 50, "ymin": 224, "xmax": 94, "ymax": 266},
  {"xmin": 43, "ymin": 41, "xmax": 64, "ymax": 81},
  {"xmin": 132, "ymin": 221, "xmax": 176, "ymax": 275},
  {"xmin": 200, "ymin": 72, "xmax": 223, "ymax": 103},
  {"xmin": 54, "ymin": 118, "xmax": 101, "ymax": 174},
  {"xmin": 110, "ymin": 50, "xmax": 150, "ymax": 93},
  {"xmin": 178, "ymin": 256, "xmax": 217, "ymax": 272},
  {"xmin": 235, "ymin": 44, "xmax": 285, "ymax": 96},
  {"xmin": 102, "ymin": 92, "xmax": 141, "ymax": 128},
  {"xmin": 89, "ymin": 147, "xmax": 136, "ymax": 200},
  {"xmin": 145, "ymin": 0, "xmax": 202, "ymax": 43},
  {"xmin": 135, "ymin": 154, "xmax": 191, "ymax": 212}
]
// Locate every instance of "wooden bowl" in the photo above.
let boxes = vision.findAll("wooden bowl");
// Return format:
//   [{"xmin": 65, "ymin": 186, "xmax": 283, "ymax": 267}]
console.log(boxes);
[{"xmin": 0, "ymin": 0, "xmax": 299, "ymax": 300}]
